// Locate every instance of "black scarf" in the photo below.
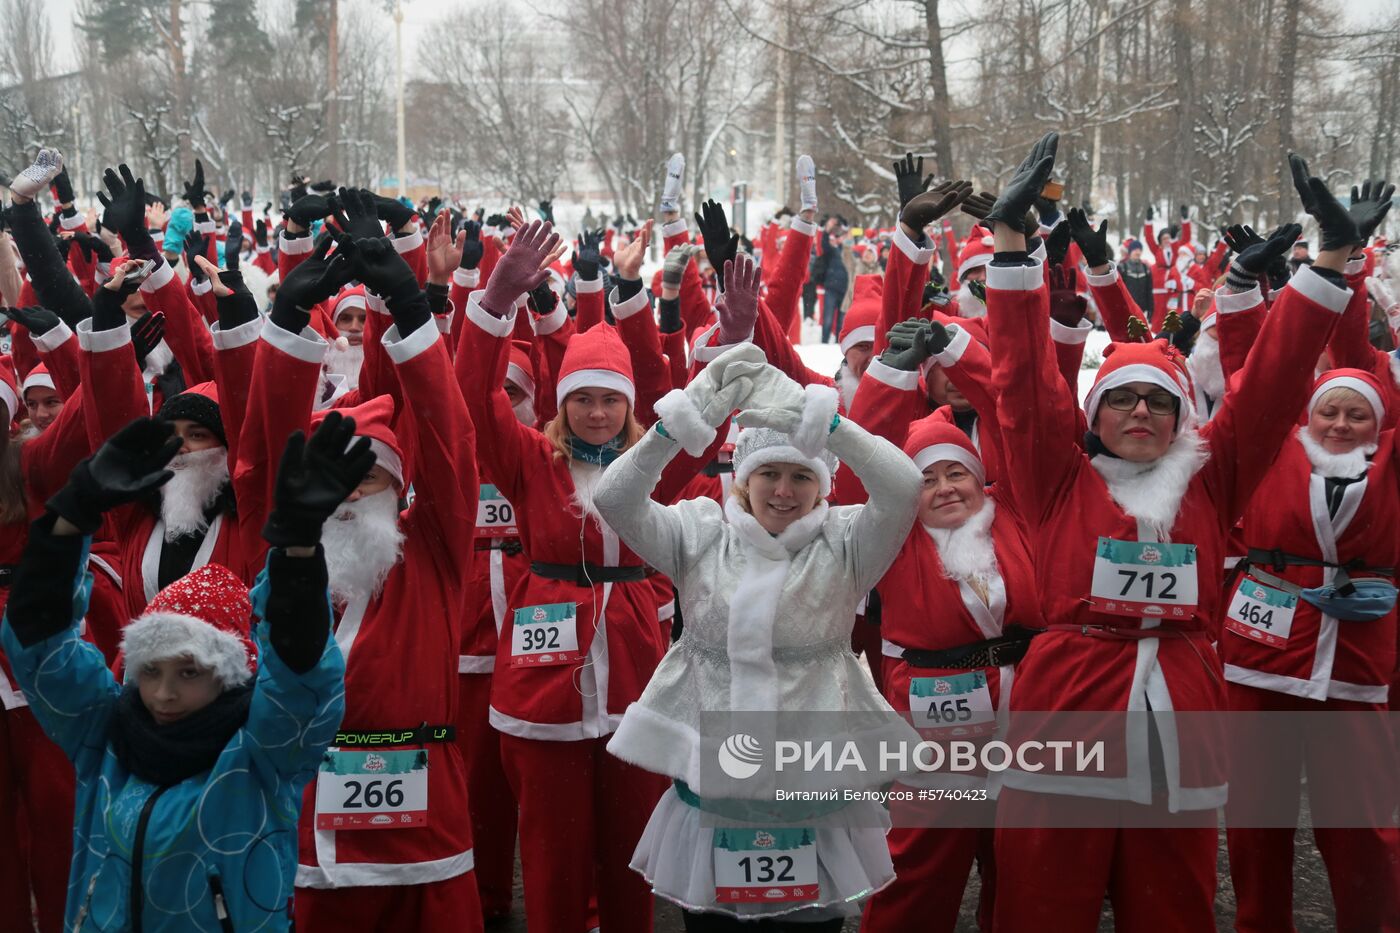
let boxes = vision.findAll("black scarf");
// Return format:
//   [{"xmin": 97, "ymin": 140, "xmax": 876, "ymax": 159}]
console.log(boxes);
[
  {"xmin": 109, "ymin": 683, "xmax": 254, "ymax": 786},
  {"xmin": 1084, "ymin": 431, "xmax": 1121, "ymax": 461}
]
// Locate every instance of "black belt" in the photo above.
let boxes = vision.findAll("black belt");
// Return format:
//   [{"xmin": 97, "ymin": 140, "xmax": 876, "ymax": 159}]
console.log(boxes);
[
  {"xmin": 901, "ymin": 625, "xmax": 1043, "ymax": 670},
  {"xmin": 333, "ymin": 724, "xmax": 456, "ymax": 747},
  {"xmin": 702, "ymin": 460, "xmax": 734, "ymax": 476},
  {"xmin": 530, "ymin": 561, "xmax": 648, "ymax": 585},
  {"xmin": 0, "ymin": 565, "xmax": 15, "ymax": 587},
  {"xmin": 475, "ymin": 538, "xmax": 522, "ymax": 555},
  {"xmin": 1244, "ymin": 548, "xmax": 1394, "ymax": 595}
]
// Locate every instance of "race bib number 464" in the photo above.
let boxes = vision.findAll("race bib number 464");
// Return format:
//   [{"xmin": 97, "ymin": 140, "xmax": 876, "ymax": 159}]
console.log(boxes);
[
  {"xmin": 1225, "ymin": 576, "xmax": 1298, "ymax": 649},
  {"xmin": 510, "ymin": 602, "xmax": 583, "ymax": 667},
  {"xmin": 714, "ymin": 828, "xmax": 818, "ymax": 904},
  {"xmin": 1090, "ymin": 538, "xmax": 1199, "ymax": 619},
  {"xmin": 316, "ymin": 749, "xmax": 428, "ymax": 830}
]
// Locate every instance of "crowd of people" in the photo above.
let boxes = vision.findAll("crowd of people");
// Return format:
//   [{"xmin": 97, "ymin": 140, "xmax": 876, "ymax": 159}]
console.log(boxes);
[{"xmin": 0, "ymin": 125, "xmax": 1395, "ymax": 933}]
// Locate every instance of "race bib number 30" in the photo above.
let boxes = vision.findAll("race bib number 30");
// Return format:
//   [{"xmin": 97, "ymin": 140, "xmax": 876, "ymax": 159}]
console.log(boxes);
[
  {"xmin": 1090, "ymin": 538, "xmax": 1199, "ymax": 619},
  {"xmin": 714, "ymin": 828, "xmax": 818, "ymax": 904},
  {"xmin": 1225, "ymin": 576, "xmax": 1298, "ymax": 649},
  {"xmin": 475, "ymin": 484, "xmax": 518, "ymax": 537},
  {"xmin": 510, "ymin": 602, "xmax": 582, "ymax": 667},
  {"xmin": 316, "ymin": 749, "xmax": 428, "ymax": 830},
  {"xmin": 910, "ymin": 671, "xmax": 995, "ymax": 737}
]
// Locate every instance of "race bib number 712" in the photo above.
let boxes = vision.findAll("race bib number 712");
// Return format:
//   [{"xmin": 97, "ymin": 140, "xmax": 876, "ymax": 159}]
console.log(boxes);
[{"xmin": 1089, "ymin": 538, "xmax": 1199, "ymax": 619}]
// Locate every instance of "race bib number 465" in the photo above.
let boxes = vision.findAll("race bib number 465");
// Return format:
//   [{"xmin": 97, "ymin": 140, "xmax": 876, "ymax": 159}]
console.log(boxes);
[
  {"xmin": 1090, "ymin": 538, "xmax": 1199, "ymax": 619},
  {"xmin": 510, "ymin": 602, "xmax": 583, "ymax": 667},
  {"xmin": 316, "ymin": 749, "xmax": 428, "ymax": 830},
  {"xmin": 910, "ymin": 671, "xmax": 995, "ymax": 737},
  {"xmin": 714, "ymin": 828, "xmax": 818, "ymax": 904}
]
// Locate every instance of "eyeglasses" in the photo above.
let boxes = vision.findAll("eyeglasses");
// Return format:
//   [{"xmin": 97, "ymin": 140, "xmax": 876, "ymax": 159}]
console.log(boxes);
[{"xmin": 1102, "ymin": 388, "xmax": 1179, "ymax": 416}]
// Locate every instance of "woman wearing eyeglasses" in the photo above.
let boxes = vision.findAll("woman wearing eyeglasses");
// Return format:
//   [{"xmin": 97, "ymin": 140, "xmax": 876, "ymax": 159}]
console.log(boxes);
[{"xmin": 979, "ymin": 136, "xmax": 1370, "ymax": 931}]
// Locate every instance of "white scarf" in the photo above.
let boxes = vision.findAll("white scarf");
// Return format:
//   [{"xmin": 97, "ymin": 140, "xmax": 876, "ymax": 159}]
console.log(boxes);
[
  {"xmin": 923, "ymin": 499, "xmax": 999, "ymax": 589},
  {"xmin": 1295, "ymin": 426, "xmax": 1375, "ymax": 479},
  {"xmin": 1089, "ymin": 430, "xmax": 1210, "ymax": 541}
]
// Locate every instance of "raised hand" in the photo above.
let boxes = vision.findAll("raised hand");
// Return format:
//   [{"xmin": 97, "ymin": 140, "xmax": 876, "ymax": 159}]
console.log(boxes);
[
  {"xmin": 902, "ymin": 180, "xmax": 972, "ymax": 232},
  {"xmin": 1231, "ymin": 222, "xmax": 1302, "ymax": 278},
  {"xmin": 130, "ymin": 311, "xmax": 167, "ymax": 371},
  {"xmin": 338, "ymin": 235, "xmax": 419, "ymax": 302},
  {"xmin": 224, "ymin": 219, "xmax": 243, "ymax": 273},
  {"xmin": 2, "ymin": 306, "xmax": 62, "ymax": 337},
  {"xmin": 425, "ymin": 210, "xmax": 462, "ymax": 284},
  {"xmin": 985, "ymin": 132, "xmax": 1058, "ymax": 233},
  {"xmin": 97, "ymin": 164, "xmax": 149, "ymax": 238},
  {"xmin": 715, "ymin": 252, "xmax": 760, "ymax": 345},
  {"xmin": 880, "ymin": 318, "xmax": 938, "ymax": 372},
  {"xmin": 333, "ymin": 187, "xmax": 385, "ymax": 240},
  {"xmin": 1348, "ymin": 178, "xmax": 1395, "ymax": 244},
  {"xmin": 183, "ymin": 159, "xmax": 210, "ymax": 208},
  {"xmin": 538, "ymin": 199, "xmax": 555, "ymax": 224},
  {"xmin": 893, "ymin": 152, "xmax": 935, "ymax": 212},
  {"xmin": 8, "ymin": 148, "xmax": 63, "ymax": 202},
  {"xmin": 370, "ymin": 192, "xmax": 417, "ymax": 231},
  {"xmin": 480, "ymin": 220, "xmax": 562, "ymax": 315},
  {"xmin": 659, "ymin": 152, "xmax": 685, "ymax": 215},
  {"xmin": 1288, "ymin": 153, "xmax": 1365, "ymax": 252},
  {"xmin": 271, "ymin": 234, "xmax": 352, "ymax": 332},
  {"xmin": 50, "ymin": 166, "xmax": 75, "ymax": 205},
  {"xmin": 47, "ymin": 418, "xmax": 181, "ymax": 533},
  {"xmin": 1221, "ymin": 223, "xmax": 1265, "ymax": 255},
  {"xmin": 573, "ymin": 228, "xmax": 605, "ymax": 281},
  {"xmin": 459, "ymin": 219, "xmax": 484, "ymax": 271},
  {"xmin": 662, "ymin": 243, "xmax": 702, "ymax": 293},
  {"xmin": 1066, "ymin": 207, "xmax": 1110, "ymax": 269},
  {"xmin": 263, "ymin": 412, "xmax": 377, "ymax": 549},
  {"xmin": 695, "ymin": 200, "xmax": 739, "ymax": 290},
  {"xmin": 612, "ymin": 220, "xmax": 652, "ymax": 280},
  {"xmin": 1047, "ymin": 265, "xmax": 1087, "ymax": 326},
  {"xmin": 1045, "ymin": 219, "xmax": 1072, "ymax": 267}
]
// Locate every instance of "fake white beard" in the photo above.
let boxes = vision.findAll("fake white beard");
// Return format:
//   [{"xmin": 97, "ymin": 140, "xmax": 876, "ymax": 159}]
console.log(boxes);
[
  {"xmin": 835, "ymin": 363, "xmax": 860, "ymax": 411},
  {"xmin": 1089, "ymin": 430, "xmax": 1210, "ymax": 541},
  {"xmin": 513, "ymin": 396, "xmax": 536, "ymax": 426},
  {"xmin": 955, "ymin": 283, "xmax": 986, "ymax": 318},
  {"xmin": 323, "ymin": 489, "xmax": 406, "ymax": 605},
  {"xmin": 1295, "ymin": 426, "xmax": 1376, "ymax": 479},
  {"xmin": 323, "ymin": 340, "xmax": 364, "ymax": 389},
  {"xmin": 142, "ymin": 340, "xmax": 175, "ymax": 381},
  {"xmin": 568, "ymin": 460, "xmax": 605, "ymax": 520},
  {"xmin": 160, "ymin": 447, "xmax": 229, "ymax": 541},
  {"xmin": 1187, "ymin": 331, "xmax": 1225, "ymax": 401},
  {"xmin": 924, "ymin": 499, "xmax": 999, "ymax": 589}
]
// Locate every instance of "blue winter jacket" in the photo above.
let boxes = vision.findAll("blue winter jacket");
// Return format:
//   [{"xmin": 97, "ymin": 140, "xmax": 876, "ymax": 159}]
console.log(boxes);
[{"xmin": 0, "ymin": 541, "xmax": 346, "ymax": 932}]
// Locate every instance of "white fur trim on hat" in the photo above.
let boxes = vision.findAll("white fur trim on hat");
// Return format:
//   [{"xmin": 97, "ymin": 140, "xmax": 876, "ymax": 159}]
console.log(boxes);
[
  {"xmin": 653, "ymin": 388, "xmax": 714, "ymax": 457},
  {"xmin": 365, "ymin": 439, "xmax": 403, "ymax": 487},
  {"xmin": 505, "ymin": 362, "xmax": 536, "ymax": 401},
  {"xmin": 912, "ymin": 443, "xmax": 985, "ymax": 484},
  {"xmin": 555, "ymin": 369, "xmax": 636, "ymax": 408},
  {"xmin": 335, "ymin": 294, "xmax": 367, "ymax": 319},
  {"xmin": 22, "ymin": 371, "xmax": 55, "ymax": 395},
  {"xmin": 121, "ymin": 612, "xmax": 252, "ymax": 688},
  {"xmin": 958, "ymin": 253, "xmax": 992, "ymax": 280},
  {"xmin": 790, "ymin": 383, "xmax": 840, "ymax": 459},
  {"xmin": 1309, "ymin": 375, "xmax": 1386, "ymax": 423},
  {"xmin": 733, "ymin": 427, "xmax": 839, "ymax": 498},
  {"xmin": 1084, "ymin": 362, "xmax": 1192, "ymax": 429},
  {"xmin": 0, "ymin": 380, "xmax": 18, "ymax": 424},
  {"xmin": 839, "ymin": 325, "xmax": 876, "ymax": 355}
]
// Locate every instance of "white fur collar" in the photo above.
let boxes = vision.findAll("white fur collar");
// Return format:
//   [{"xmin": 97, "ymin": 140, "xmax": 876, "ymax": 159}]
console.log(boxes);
[
  {"xmin": 1089, "ymin": 430, "xmax": 1209, "ymax": 540},
  {"xmin": 569, "ymin": 460, "xmax": 606, "ymax": 519},
  {"xmin": 1187, "ymin": 331, "xmax": 1225, "ymax": 400},
  {"xmin": 1295, "ymin": 426, "xmax": 1375, "ymax": 479},
  {"xmin": 836, "ymin": 363, "xmax": 860, "ymax": 412},
  {"xmin": 923, "ymin": 499, "xmax": 999, "ymax": 587},
  {"xmin": 724, "ymin": 494, "xmax": 828, "ymax": 560}
]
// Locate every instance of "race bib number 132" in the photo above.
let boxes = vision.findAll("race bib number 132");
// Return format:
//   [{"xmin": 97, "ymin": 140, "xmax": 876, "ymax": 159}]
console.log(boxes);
[{"xmin": 714, "ymin": 828, "xmax": 818, "ymax": 904}]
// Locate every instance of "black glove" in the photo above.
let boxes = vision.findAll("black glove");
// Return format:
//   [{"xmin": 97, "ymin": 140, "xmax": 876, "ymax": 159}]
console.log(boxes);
[
  {"xmin": 880, "ymin": 319, "xmax": 937, "ymax": 371},
  {"xmin": 183, "ymin": 159, "xmax": 210, "ymax": 208},
  {"xmin": 130, "ymin": 311, "xmax": 166, "ymax": 371},
  {"xmin": 965, "ymin": 279, "xmax": 987, "ymax": 304},
  {"xmin": 218, "ymin": 189, "xmax": 236, "ymax": 210},
  {"xmin": 72, "ymin": 231, "xmax": 114, "ymax": 265},
  {"xmin": 241, "ymin": 190, "xmax": 253, "ymax": 209},
  {"xmin": 1179, "ymin": 204, "xmax": 1190, "ymax": 221},
  {"xmin": 459, "ymin": 220, "xmax": 483, "ymax": 270},
  {"xmin": 370, "ymin": 192, "xmax": 416, "ymax": 231},
  {"xmin": 892, "ymin": 152, "xmax": 934, "ymax": 212},
  {"xmin": 185, "ymin": 231, "xmax": 208, "ymax": 283},
  {"xmin": 271, "ymin": 234, "xmax": 352, "ymax": 333},
  {"xmin": 333, "ymin": 187, "xmax": 385, "ymax": 240},
  {"xmin": 1066, "ymin": 207, "xmax": 1110, "ymax": 268},
  {"xmin": 47, "ymin": 418, "xmax": 181, "ymax": 533},
  {"xmin": 224, "ymin": 219, "xmax": 242, "ymax": 272},
  {"xmin": 984, "ymin": 133, "xmax": 1058, "ymax": 232},
  {"xmin": 92, "ymin": 275, "xmax": 136, "ymax": 331},
  {"xmin": 924, "ymin": 267, "xmax": 950, "ymax": 305},
  {"xmin": 1045, "ymin": 221, "xmax": 1072, "ymax": 267},
  {"xmin": 1229, "ymin": 223, "xmax": 1302, "ymax": 287},
  {"xmin": 1221, "ymin": 223, "xmax": 1264, "ymax": 256},
  {"xmin": 695, "ymin": 200, "xmax": 739, "ymax": 290},
  {"xmin": 50, "ymin": 167, "xmax": 75, "ymax": 205},
  {"xmin": 1348, "ymin": 179, "xmax": 1396, "ymax": 244},
  {"xmin": 263, "ymin": 412, "xmax": 377, "ymax": 549},
  {"xmin": 254, "ymin": 218, "xmax": 269, "ymax": 248},
  {"xmin": 3, "ymin": 306, "xmax": 62, "ymax": 337},
  {"xmin": 1048, "ymin": 265, "xmax": 1087, "ymax": 326},
  {"xmin": 574, "ymin": 228, "xmax": 604, "ymax": 280},
  {"xmin": 484, "ymin": 212, "xmax": 508, "ymax": 230},
  {"xmin": 214, "ymin": 271, "xmax": 259, "ymax": 331},
  {"xmin": 339, "ymin": 236, "xmax": 429, "ymax": 333},
  {"xmin": 1034, "ymin": 195, "xmax": 1061, "ymax": 229},
  {"xmin": 285, "ymin": 192, "xmax": 332, "ymax": 229},
  {"xmin": 1289, "ymin": 153, "xmax": 1365, "ymax": 252},
  {"xmin": 902, "ymin": 181, "xmax": 972, "ymax": 232},
  {"xmin": 538, "ymin": 199, "xmax": 555, "ymax": 223},
  {"xmin": 1145, "ymin": 204, "xmax": 1155, "ymax": 222},
  {"xmin": 96, "ymin": 164, "xmax": 149, "ymax": 241}
]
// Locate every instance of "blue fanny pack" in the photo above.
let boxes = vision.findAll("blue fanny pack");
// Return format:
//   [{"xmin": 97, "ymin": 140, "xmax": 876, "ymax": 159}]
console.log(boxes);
[{"xmin": 1299, "ymin": 578, "xmax": 1399, "ymax": 622}]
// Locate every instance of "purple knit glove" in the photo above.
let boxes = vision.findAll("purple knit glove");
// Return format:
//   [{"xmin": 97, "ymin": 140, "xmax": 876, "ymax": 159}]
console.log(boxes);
[{"xmin": 479, "ymin": 220, "xmax": 561, "ymax": 317}]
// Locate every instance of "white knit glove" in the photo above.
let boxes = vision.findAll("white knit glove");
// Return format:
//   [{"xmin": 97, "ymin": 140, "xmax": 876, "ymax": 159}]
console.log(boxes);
[
  {"xmin": 10, "ymin": 148, "xmax": 63, "ymax": 200},
  {"xmin": 653, "ymin": 343, "xmax": 767, "ymax": 456}
]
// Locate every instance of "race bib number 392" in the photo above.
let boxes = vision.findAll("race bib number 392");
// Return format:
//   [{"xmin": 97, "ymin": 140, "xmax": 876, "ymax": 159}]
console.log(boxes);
[
  {"xmin": 1089, "ymin": 538, "xmax": 1199, "ymax": 619},
  {"xmin": 714, "ymin": 828, "xmax": 818, "ymax": 904},
  {"xmin": 510, "ymin": 602, "xmax": 583, "ymax": 667},
  {"xmin": 316, "ymin": 749, "xmax": 428, "ymax": 830}
]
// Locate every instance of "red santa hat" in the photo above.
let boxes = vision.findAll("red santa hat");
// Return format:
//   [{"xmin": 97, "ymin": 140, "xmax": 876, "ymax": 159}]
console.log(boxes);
[
  {"xmin": 1084, "ymin": 339, "xmax": 1196, "ymax": 431},
  {"xmin": 956, "ymin": 226, "xmax": 995, "ymax": 281},
  {"xmin": 121, "ymin": 564, "xmax": 256, "ymax": 688},
  {"xmin": 1308, "ymin": 368, "xmax": 1387, "ymax": 423},
  {"xmin": 555, "ymin": 324, "xmax": 635, "ymax": 408},
  {"xmin": 902, "ymin": 416, "xmax": 985, "ymax": 484},
  {"xmin": 838, "ymin": 275, "xmax": 883, "ymax": 355},
  {"xmin": 506, "ymin": 340, "xmax": 536, "ymax": 402},
  {"xmin": 21, "ymin": 362, "xmax": 54, "ymax": 398},
  {"xmin": 313, "ymin": 394, "xmax": 404, "ymax": 488},
  {"xmin": 332, "ymin": 284, "xmax": 367, "ymax": 327},
  {"xmin": 0, "ymin": 358, "xmax": 18, "ymax": 423}
]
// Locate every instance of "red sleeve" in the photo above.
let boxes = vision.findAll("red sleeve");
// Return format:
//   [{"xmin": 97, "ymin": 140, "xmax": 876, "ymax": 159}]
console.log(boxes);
[
  {"xmin": 765, "ymin": 221, "xmax": 815, "ymax": 334},
  {"xmin": 9, "ymin": 327, "xmax": 40, "ymax": 383},
  {"xmin": 478, "ymin": 236, "xmax": 502, "ymax": 288},
  {"xmin": 1173, "ymin": 221, "xmax": 1192, "ymax": 254},
  {"xmin": 393, "ymin": 225, "xmax": 428, "ymax": 288},
  {"xmin": 1214, "ymin": 298, "xmax": 1264, "ymax": 384},
  {"xmin": 575, "ymin": 281, "xmax": 606, "ymax": 332},
  {"xmin": 210, "ymin": 318, "xmax": 264, "ymax": 472},
  {"xmin": 447, "ymin": 267, "xmax": 481, "ymax": 350},
  {"xmin": 753, "ymin": 299, "xmax": 833, "ymax": 390},
  {"xmin": 679, "ymin": 254, "xmax": 714, "ymax": 336},
  {"xmin": 188, "ymin": 278, "xmax": 219, "ymax": 327},
  {"xmin": 277, "ymin": 230, "xmax": 315, "ymax": 281},
  {"xmin": 76, "ymin": 322, "xmax": 148, "ymax": 450},
  {"xmin": 138, "ymin": 259, "xmax": 216, "ymax": 385},
  {"xmin": 1144, "ymin": 222, "xmax": 1167, "ymax": 265},
  {"xmin": 1049, "ymin": 320, "xmax": 1092, "ymax": 417},
  {"xmin": 874, "ymin": 227, "xmax": 936, "ymax": 356},
  {"xmin": 1086, "ymin": 264, "xmax": 1150, "ymax": 344},
  {"xmin": 1327, "ymin": 267, "xmax": 1388, "ymax": 375},
  {"xmin": 662, "ymin": 328, "xmax": 688, "ymax": 391},
  {"xmin": 612, "ymin": 289, "xmax": 669, "ymax": 425},
  {"xmin": 20, "ymin": 389, "xmax": 92, "ymax": 508},
  {"xmin": 942, "ymin": 222, "xmax": 959, "ymax": 282},
  {"xmin": 33, "ymin": 324, "xmax": 83, "ymax": 400},
  {"xmin": 527, "ymin": 298, "xmax": 572, "ymax": 427}
]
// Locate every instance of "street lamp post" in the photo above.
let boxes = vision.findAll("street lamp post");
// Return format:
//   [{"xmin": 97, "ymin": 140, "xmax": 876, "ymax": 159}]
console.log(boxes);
[{"xmin": 394, "ymin": 0, "xmax": 407, "ymax": 199}]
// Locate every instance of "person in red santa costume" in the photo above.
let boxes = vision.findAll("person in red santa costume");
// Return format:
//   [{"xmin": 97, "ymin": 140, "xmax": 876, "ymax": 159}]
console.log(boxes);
[
  {"xmin": 984, "ymin": 136, "xmax": 1365, "ymax": 931},
  {"xmin": 1219, "ymin": 366, "xmax": 1400, "ymax": 933},
  {"xmin": 459, "ymin": 218, "xmax": 671, "ymax": 933},
  {"xmin": 235, "ymin": 218, "xmax": 483, "ymax": 929},
  {"xmin": 857, "ymin": 357, "xmax": 1044, "ymax": 932}
]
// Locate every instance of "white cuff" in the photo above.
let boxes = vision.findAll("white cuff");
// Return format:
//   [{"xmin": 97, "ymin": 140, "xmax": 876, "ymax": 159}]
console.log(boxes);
[
  {"xmin": 865, "ymin": 357, "xmax": 920, "ymax": 391},
  {"xmin": 532, "ymin": 301, "xmax": 568, "ymax": 336},
  {"xmin": 932, "ymin": 324, "xmax": 973, "ymax": 366},
  {"xmin": 382, "ymin": 317, "xmax": 440, "ymax": 363},
  {"xmin": 985, "ymin": 260, "xmax": 1043, "ymax": 292},
  {"xmin": 1086, "ymin": 263, "xmax": 1119, "ymax": 287},
  {"xmin": 893, "ymin": 224, "xmax": 935, "ymax": 264},
  {"xmin": 393, "ymin": 225, "xmax": 424, "ymax": 253},
  {"xmin": 609, "ymin": 286, "xmax": 650, "ymax": 320},
  {"xmin": 652, "ymin": 388, "xmax": 713, "ymax": 457},
  {"xmin": 1215, "ymin": 286, "xmax": 1264, "ymax": 315},
  {"xmin": 789, "ymin": 217, "xmax": 818, "ymax": 237},
  {"xmin": 1344, "ymin": 256, "xmax": 1367, "ymax": 277},
  {"xmin": 193, "ymin": 218, "xmax": 216, "ymax": 235},
  {"xmin": 1289, "ymin": 265, "xmax": 1350, "ymax": 314},
  {"xmin": 691, "ymin": 324, "xmax": 753, "ymax": 363},
  {"xmin": 31, "ymin": 320, "xmax": 74, "ymax": 354},
  {"xmin": 139, "ymin": 259, "xmax": 175, "ymax": 293},
  {"xmin": 1029, "ymin": 239, "xmax": 1047, "ymax": 263},
  {"xmin": 190, "ymin": 276, "xmax": 213, "ymax": 297},
  {"xmin": 59, "ymin": 212, "xmax": 86, "ymax": 232},
  {"xmin": 466, "ymin": 290, "xmax": 517, "ymax": 338},
  {"xmin": 452, "ymin": 267, "xmax": 480, "ymax": 289},
  {"xmin": 76, "ymin": 317, "xmax": 132, "ymax": 353},
  {"xmin": 435, "ymin": 312, "xmax": 454, "ymax": 334},
  {"xmin": 262, "ymin": 318, "xmax": 329, "ymax": 364},
  {"xmin": 210, "ymin": 316, "xmax": 263, "ymax": 350},
  {"xmin": 1049, "ymin": 316, "xmax": 1094, "ymax": 345},
  {"xmin": 660, "ymin": 218, "xmax": 688, "ymax": 240},
  {"xmin": 791, "ymin": 384, "xmax": 840, "ymax": 457},
  {"xmin": 365, "ymin": 292, "xmax": 390, "ymax": 316},
  {"xmin": 278, "ymin": 232, "xmax": 315, "ymax": 255},
  {"xmin": 575, "ymin": 275, "xmax": 604, "ymax": 294}
]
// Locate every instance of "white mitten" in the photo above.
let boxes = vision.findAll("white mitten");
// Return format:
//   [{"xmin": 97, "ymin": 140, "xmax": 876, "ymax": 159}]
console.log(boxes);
[
  {"xmin": 10, "ymin": 148, "xmax": 63, "ymax": 200},
  {"xmin": 735, "ymin": 368, "xmax": 840, "ymax": 458},
  {"xmin": 654, "ymin": 343, "xmax": 767, "ymax": 456}
]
